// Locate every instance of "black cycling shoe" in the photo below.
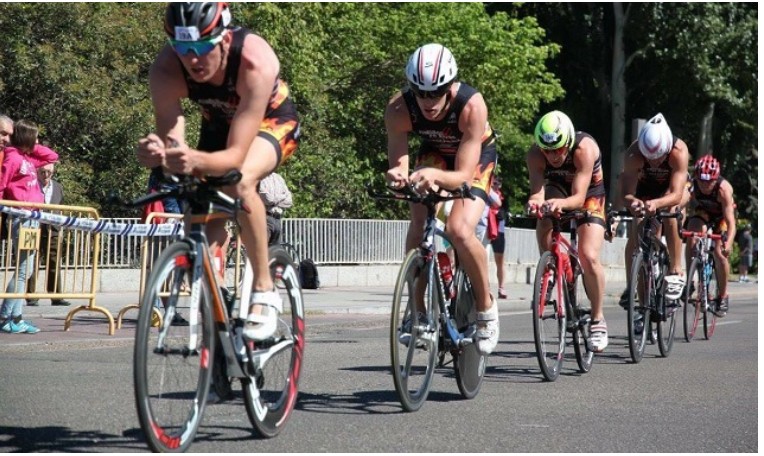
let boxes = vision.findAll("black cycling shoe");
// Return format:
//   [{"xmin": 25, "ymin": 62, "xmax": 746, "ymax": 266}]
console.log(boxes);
[
  {"xmin": 713, "ymin": 296, "xmax": 729, "ymax": 318},
  {"xmin": 618, "ymin": 289, "xmax": 629, "ymax": 310}
]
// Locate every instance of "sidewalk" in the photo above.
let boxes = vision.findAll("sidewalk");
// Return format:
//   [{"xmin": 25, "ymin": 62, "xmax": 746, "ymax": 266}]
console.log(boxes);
[{"xmin": 0, "ymin": 279, "xmax": 758, "ymax": 350}]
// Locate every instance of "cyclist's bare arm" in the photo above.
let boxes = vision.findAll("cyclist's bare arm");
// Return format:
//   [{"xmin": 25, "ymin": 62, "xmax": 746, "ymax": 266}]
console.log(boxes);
[
  {"xmin": 620, "ymin": 143, "xmax": 642, "ymax": 211},
  {"xmin": 442, "ymin": 94, "xmax": 487, "ymax": 189},
  {"xmin": 647, "ymin": 139, "xmax": 689, "ymax": 210},
  {"xmin": 563, "ymin": 137, "xmax": 597, "ymax": 211},
  {"xmin": 526, "ymin": 146, "xmax": 547, "ymax": 209},
  {"xmin": 136, "ymin": 46, "xmax": 189, "ymax": 169},
  {"xmin": 384, "ymin": 92, "xmax": 412, "ymax": 187},
  {"xmin": 719, "ymin": 180, "xmax": 736, "ymax": 253}
]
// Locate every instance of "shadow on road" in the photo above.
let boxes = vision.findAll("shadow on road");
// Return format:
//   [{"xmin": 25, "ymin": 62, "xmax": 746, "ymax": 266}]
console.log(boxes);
[{"xmin": 0, "ymin": 425, "xmax": 144, "ymax": 452}]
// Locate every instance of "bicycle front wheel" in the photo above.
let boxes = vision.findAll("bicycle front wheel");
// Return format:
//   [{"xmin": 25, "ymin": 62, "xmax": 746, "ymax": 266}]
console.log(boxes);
[
  {"xmin": 134, "ymin": 241, "xmax": 214, "ymax": 453},
  {"xmin": 531, "ymin": 251, "xmax": 565, "ymax": 381},
  {"xmin": 452, "ymin": 269, "xmax": 485, "ymax": 399},
  {"xmin": 683, "ymin": 259, "xmax": 702, "ymax": 342},
  {"xmin": 390, "ymin": 249, "xmax": 439, "ymax": 412},
  {"xmin": 703, "ymin": 259, "xmax": 719, "ymax": 340},
  {"xmin": 569, "ymin": 273, "xmax": 593, "ymax": 373},
  {"xmin": 243, "ymin": 245, "xmax": 306, "ymax": 438},
  {"xmin": 627, "ymin": 253, "xmax": 649, "ymax": 364},
  {"xmin": 657, "ymin": 252, "xmax": 676, "ymax": 357}
]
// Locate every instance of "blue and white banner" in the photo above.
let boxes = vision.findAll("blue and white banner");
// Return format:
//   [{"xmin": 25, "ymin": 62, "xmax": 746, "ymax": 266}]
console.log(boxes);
[{"xmin": 0, "ymin": 205, "xmax": 183, "ymax": 237}]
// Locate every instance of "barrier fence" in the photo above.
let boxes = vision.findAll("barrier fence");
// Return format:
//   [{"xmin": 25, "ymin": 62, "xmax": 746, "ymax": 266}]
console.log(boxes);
[{"xmin": 1, "ymin": 203, "xmax": 630, "ymax": 335}]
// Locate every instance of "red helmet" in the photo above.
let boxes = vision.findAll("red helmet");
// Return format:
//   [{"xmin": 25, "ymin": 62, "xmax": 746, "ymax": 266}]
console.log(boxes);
[{"xmin": 694, "ymin": 154, "xmax": 721, "ymax": 181}]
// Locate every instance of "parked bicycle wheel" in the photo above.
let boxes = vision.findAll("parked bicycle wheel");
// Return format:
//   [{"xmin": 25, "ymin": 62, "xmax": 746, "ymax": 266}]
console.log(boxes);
[
  {"xmin": 390, "ymin": 249, "xmax": 439, "ymax": 412},
  {"xmin": 134, "ymin": 241, "xmax": 214, "ymax": 453},
  {"xmin": 627, "ymin": 254, "xmax": 649, "ymax": 363},
  {"xmin": 451, "ymin": 268, "xmax": 485, "ymax": 399},
  {"xmin": 683, "ymin": 258, "xmax": 703, "ymax": 342},
  {"xmin": 703, "ymin": 258, "xmax": 719, "ymax": 340},
  {"xmin": 656, "ymin": 251, "xmax": 676, "ymax": 357},
  {"xmin": 531, "ymin": 251, "xmax": 565, "ymax": 381},
  {"xmin": 568, "ymin": 271, "xmax": 593, "ymax": 373},
  {"xmin": 243, "ymin": 245, "xmax": 306, "ymax": 438}
]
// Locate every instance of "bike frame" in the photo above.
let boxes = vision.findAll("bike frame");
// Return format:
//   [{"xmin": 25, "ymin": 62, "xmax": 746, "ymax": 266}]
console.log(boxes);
[
  {"xmin": 535, "ymin": 212, "xmax": 583, "ymax": 322},
  {"xmin": 681, "ymin": 229, "xmax": 723, "ymax": 307}
]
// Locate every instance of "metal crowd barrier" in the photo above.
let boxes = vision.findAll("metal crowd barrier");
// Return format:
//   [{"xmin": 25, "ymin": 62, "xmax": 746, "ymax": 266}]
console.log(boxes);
[{"xmin": 0, "ymin": 200, "xmax": 110, "ymax": 333}]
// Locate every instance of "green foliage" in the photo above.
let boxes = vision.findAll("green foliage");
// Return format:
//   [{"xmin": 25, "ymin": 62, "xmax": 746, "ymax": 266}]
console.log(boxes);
[{"xmin": 1, "ymin": 3, "xmax": 561, "ymax": 219}]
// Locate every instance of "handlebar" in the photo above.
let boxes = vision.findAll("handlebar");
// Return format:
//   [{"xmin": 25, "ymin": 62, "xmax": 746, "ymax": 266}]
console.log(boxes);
[
  {"xmin": 680, "ymin": 230, "xmax": 725, "ymax": 242},
  {"xmin": 125, "ymin": 170, "xmax": 248, "ymax": 214},
  {"xmin": 368, "ymin": 182, "xmax": 475, "ymax": 206}
]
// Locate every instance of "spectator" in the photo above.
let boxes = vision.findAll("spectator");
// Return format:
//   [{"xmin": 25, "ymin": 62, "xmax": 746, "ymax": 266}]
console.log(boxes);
[
  {"xmin": 488, "ymin": 177, "xmax": 508, "ymax": 299},
  {"xmin": 27, "ymin": 162, "xmax": 71, "ymax": 307},
  {"xmin": 258, "ymin": 172, "xmax": 293, "ymax": 246},
  {"xmin": 0, "ymin": 115, "xmax": 13, "ymax": 242},
  {"xmin": 0, "ymin": 119, "xmax": 58, "ymax": 334},
  {"xmin": 738, "ymin": 224, "xmax": 753, "ymax": 282}
]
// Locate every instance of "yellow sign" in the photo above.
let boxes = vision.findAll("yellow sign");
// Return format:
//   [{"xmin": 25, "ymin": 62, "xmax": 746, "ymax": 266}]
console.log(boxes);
[{"xmin": 18, "ymin": 227, "xmax": 40, "ymax": 251}]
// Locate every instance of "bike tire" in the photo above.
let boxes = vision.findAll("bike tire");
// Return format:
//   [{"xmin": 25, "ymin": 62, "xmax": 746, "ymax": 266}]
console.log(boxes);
[
  {"xmin": 627, "ymin": 253, "xmax": 649, "ymax": 364},
  {"xmin": 531, "ymin": 251, "xmax": 565, "ymax": 381},
  {"xmin": 243, "ymin": 245, "xmax": 306, "ymax": 438},
  {"xmin": 683, "ymin": 259, "xmax": 702, "ymax": 342},
  {"xmin": 134, "ymin": 241, "xmax": 214, "ymax": 453},
  {"xmin": 452, "ymin": 269, "xmax": 485, "ymax": 399},
  {"xmin": 703, "ymin": 259, "xmax": 719, "ymax": 340},
  {"xmin": 657, "ymin": 250, "xmax": 676, "ymax": 357},
  {"xmin": 390, "ymin": 249, "xmax": 439, "ymax": 412},
  {"xmin": 569, "ymin": 272, "xmax": 593, "ymax": 373}
]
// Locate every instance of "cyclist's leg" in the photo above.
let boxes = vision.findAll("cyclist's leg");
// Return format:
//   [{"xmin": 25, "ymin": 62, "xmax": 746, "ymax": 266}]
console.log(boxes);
[
  {"xmin": 241, "ymin": 116, "xmax": 299, "ymax": 339},
  {"xmin": 684, "ymin": 216, "xmax": 706, "ymax": 277},
  {"xmin": 447, "ymin": 193, "xmax": 489, "ymax": 312},
  {"xmin": 712, "ymin": 218, "xmax": 730, "ymax": 307},
  {"xmin": 578, "ymin": 198, "xmax": 608, "ymax": 351}
]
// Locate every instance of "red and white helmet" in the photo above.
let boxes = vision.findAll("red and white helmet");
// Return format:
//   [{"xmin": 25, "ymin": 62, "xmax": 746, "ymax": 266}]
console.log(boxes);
[
  {"xmin": 405, "ymin": 43, "xmax": 458, "ymax": 97},
  {"xmin": 638, "ymin": 113, "xmax": 674, "ymax": 160},
  {"xmin": 695, "ymin": 154, "xmax": 721, "ymax": 181}
]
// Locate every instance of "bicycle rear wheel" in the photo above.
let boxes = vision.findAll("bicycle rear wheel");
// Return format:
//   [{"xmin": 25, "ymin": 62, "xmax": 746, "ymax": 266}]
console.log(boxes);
[
  {"xmin": 243, "ymin": 245, "xmax": 306, "ymax": 438},
  {"xmin": 683, "ymin": 259, "xmax": 702, "ymax": 342},
  {"xmin": 627, "ymin": 254, "xmax": 649, "ymax": 364},
  {"xmin": 531, "ymin": 251, "xmax": 565, "ymax": 381},
  {"xmin": 134, "ymin": 242, "xmax": 214, "ymax": 453},
  {"xmin": 390, "ymin": 249, "xmax": 439, "ymax": 412},
  {"xmin": 452, "ymin": 269, "xmax": 485, "ymax": 399},
  {"xmin": 569, "ymin": 273, "xmax": 593, "ymax": 373},
  {"xmin": 657, "ymin": 253, "xmax": 676, "ymax": 357},
  {"xmin": 703, "ymin": 260, "xmax": 719, "ymax": 340}
]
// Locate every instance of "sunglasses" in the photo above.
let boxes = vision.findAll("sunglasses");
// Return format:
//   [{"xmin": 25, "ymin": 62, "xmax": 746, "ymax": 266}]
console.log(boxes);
[
  {"xmin": 409, "ymin": 82, "xmax": 452, "ymax": 100},
  {"xmin": 541, "ymin": 146, "xmax": 568, "ymax": 156},
  {"xmin": 169, "ymin": 34, "xmax": 224, "ymax": 57}
]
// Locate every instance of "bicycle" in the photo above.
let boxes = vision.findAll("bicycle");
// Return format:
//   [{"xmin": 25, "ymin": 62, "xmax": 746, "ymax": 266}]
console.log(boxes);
[
  {"xmin": 524, "ymin": 207, "xmax": 594, "ymax": 382},
  {"xmin": 613, "ymin": 209, "xmax": 681, "ymax": 363},
  {"xmin": 370, "ymin": 183, "xmax": 485, "ymax": 412},
  {"xmin": 680, "ymin": 228, "xmax": 725, "ymax": 341},
  {"xmin": 129, "ymin": 171, "xmax": 305, "ymax": 452}
]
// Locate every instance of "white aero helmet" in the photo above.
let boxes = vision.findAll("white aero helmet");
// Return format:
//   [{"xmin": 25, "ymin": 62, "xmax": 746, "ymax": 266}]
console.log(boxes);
[
  {"xmin": 405, "ymin": 43, "xmax": 458, "ymax": 98},
  {"xmin": 638, "ymin": 113, "xmax": 673, "ymax": 160}
]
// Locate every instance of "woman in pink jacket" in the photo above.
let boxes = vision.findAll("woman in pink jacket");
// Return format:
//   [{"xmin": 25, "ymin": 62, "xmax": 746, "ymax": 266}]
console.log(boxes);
[{"xmin": 0, "ymin": 119, "xmax": 58, "ymax": 334}]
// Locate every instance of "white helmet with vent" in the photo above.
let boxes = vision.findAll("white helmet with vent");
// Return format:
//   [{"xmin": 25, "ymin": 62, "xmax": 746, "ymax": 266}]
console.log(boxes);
[
  {"xmin": 405, "ymin": 43, "xmax": 458, "ymax": 97},
  {"xmin": 638, "ymin": 113, "xmax": 673, "ymax": 160}
]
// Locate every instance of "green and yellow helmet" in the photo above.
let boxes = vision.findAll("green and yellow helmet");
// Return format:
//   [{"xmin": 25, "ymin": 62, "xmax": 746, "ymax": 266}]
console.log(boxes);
[{"xmin": 534, "ymin": 110, "xmax": 575, "ymax": 150}]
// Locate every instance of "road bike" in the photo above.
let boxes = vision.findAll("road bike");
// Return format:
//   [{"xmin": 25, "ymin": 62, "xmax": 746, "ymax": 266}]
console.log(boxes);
[
  {"xmin": 525, "ymin": 208, "xmax": 594, "ymax": 381},
  {"xmin": 370, "ymin": 183, "xmax": 485, "ymax": 412},
  {"xmin": 129, "ymin": 171, "xmax": 305, "ymax": 452},
  {"xmin": 681, "ymin": 228, "xmax": 725, "ymax": 341},
  {"xmin": 614, "ymin": 209, "xmax": 681, "ymax": 363}
]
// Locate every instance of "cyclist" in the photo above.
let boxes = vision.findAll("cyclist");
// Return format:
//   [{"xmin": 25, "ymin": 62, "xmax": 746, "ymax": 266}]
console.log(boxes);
[
  {"xmin": 135, "ymin": 2, "xmax": 300, "ymax": 341},
  {"xmin": 526, "ymin": 110, "xmax": 609, "ymax": 352},
  {"xmin": 684, "ymin": 155, "xmax": 736, "ymax": 317},
  {"xmin": 620, "ymin": 113, "xmax": 690, "ymax": 308},
  {"xmin": 385, "ymin": 43, "xmax": 500, "ymax": 355}
]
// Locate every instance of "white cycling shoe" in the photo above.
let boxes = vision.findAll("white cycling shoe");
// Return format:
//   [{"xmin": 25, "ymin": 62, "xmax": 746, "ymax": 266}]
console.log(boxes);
[
  {"xmin": 664, "ymin": 274, "xmax": 686, "ymax": 301},
  {"xmin": 243, "ymin": 290, "xmax": 283, "ymax": 341},
  {"xmin": 476, "ymin": 297, "xmax": 500, "ymax": 355}
]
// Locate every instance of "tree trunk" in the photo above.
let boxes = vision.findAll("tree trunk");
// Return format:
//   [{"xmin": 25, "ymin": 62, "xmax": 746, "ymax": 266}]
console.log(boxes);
[
  {"xmin": 697, "ymin": 102, "xmax": 715, "ymax": 158},
  {"xmin": 610, "ymin": 3, "xmax": 627, "ymax": 208}
]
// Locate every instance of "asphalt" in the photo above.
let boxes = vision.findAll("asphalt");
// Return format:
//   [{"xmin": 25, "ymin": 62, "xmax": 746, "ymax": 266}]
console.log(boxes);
[{"xmin": 0, "ymin": 276, "xmax": 757, "ymax": 349}]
